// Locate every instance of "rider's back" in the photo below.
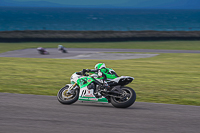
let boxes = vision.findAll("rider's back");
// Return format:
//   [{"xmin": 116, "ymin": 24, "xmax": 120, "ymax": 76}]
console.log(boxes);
[{"xmin": 100, "ymin": 68, "xmax": 119, "ymax": 80}]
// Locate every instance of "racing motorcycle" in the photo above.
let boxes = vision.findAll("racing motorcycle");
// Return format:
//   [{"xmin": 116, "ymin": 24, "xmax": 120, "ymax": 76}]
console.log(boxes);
[
  {"xmin": 37, "ymin": 47, "xmax": 49, "ymax": 55},
  {"xmin": 57, "ymin": 69, "xmax": 136, "ymax": 108},
  {"xmin": 58, "ymin": 47, "xmax": 67, "ymax": 53}
]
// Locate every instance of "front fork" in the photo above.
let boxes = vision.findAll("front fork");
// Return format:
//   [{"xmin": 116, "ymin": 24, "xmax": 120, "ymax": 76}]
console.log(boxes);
[
  {"xmin": 69, "ymin": 83, "xmax": 77, "ymax": 90},
  {"xmin": 67, "ymin": 83, "xmax": 78, "ymax": 95}
]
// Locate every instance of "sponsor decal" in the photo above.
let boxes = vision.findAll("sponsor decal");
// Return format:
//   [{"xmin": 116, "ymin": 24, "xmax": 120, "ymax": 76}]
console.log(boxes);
[
  {"xmin": 84, "ymin": 94, "xmax": 94, "ymax": 97},
  {"xmin": 89, "ymin": 98, "xmax": 98, "ymax": 101},
  {"xmin": 79, "ymin": 97, "xmax": 89, "ymax": 99},
  {"xmin": 84, "ymin": 90, "xmax": 95, "ymax": 97}
]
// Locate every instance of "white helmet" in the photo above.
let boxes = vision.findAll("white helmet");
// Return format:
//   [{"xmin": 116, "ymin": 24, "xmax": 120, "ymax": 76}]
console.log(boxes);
[
  {"xmin": 95, "ymin": 63, "xmax": 106, "ymax": 69},
  {"xmin": 37, "ymin": 47, "xmax": 42, "ymax": 50}
]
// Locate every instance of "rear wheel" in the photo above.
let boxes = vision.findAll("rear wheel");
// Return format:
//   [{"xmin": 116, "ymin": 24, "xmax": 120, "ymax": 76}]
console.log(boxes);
[
  {"xmin": 111, "ymin": 87, "xmax": 136, "ymax": 108},
  {"xmin": 57, "ymin": 85, "xmax": 79, "ymax": 104}
]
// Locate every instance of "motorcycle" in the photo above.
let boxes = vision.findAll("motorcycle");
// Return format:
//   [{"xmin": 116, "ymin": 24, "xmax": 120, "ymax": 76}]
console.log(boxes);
[
  {"xmin": 37, "ymin": 48, "xmax": 49, "ymax": 55},
  {"xmin": 57, "ymin": 69, "xmax": 136, "ymax": 108},
  {"xmin": 58, "ymin": 47, "xmax": 67, "ymax": 53}
]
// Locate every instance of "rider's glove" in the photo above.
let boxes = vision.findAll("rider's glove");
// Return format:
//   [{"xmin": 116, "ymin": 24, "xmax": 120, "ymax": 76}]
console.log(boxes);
[
  {"xmin": 82, "ymin": 69, "xmax": 86, "ymax": 74},
  {"xmin": 86, "ymin": 69, "xmax": 91, "ymax": 72},
  {"xmin": 97, "ymin": 69, "xmax": 103, "ymax": 77}
]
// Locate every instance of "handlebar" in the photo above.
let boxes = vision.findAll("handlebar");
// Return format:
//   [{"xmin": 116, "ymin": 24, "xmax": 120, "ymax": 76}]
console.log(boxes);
[
  {"xmin": 76, "ymin": 69, "xmax": 99, "ymax": 76},
  {"xmin": 76, "ymin": 72, "xmax": 82, "ymax": 75},
  {"xmin": 76, "ymin": 69, "xmax": 90, "ymax": 76}
]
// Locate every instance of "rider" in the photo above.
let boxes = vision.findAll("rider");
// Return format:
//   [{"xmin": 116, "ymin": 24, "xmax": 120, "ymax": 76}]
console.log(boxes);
[
  {"xmin": 37, "ymin": 47, "xmax": 46, "ymax": 54},
  {"xmin": 93, "ymin": 63, "xmax": 118, "ymax": 81},
  {"xmin": 84, "ymin": 63, "xmax": 119, "ymax": 92}
]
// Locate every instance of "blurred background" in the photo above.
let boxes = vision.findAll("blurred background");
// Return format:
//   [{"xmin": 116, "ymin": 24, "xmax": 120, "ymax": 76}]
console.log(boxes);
[{"xmin": 0, "ymin": 0, "xmax": 200, "ymax": 31}]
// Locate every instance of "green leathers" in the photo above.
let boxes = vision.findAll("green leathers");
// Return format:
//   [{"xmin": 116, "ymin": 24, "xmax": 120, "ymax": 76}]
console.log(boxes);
[
  {"xmin": 89, "ymin": 68, "xmax": 118, "ymax": 80},
  {"xmin": 93, "ymin": 63, "xmax": 118, "ymax": 80},
  {"xmin": 99, "ymin": 68, "xmax": 118, "ymax": 80}
]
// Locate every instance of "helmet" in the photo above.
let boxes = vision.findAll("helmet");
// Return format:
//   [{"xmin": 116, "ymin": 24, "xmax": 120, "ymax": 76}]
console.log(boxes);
[
  {"xmin": 95, "ymin": 63, "xmax": 106, "ymax": 69},
  {"xmin": 37, "ymin": 47, "xmax": 42, "ymax": 50}
]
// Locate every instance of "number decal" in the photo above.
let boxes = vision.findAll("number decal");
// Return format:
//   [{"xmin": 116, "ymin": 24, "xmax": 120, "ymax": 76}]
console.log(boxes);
[{"xmin": 80, "ymin": 79, "xmax": 87, "ymax": 85}]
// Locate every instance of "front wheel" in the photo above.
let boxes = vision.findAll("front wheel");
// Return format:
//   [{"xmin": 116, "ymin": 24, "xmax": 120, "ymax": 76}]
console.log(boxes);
[
  {"xmin": 57, "ymin": 85, "xmax": 79, "ymax": 104},
  {"xmin": 110, "ymin": 87, "xmax": 136, "ymax": 108}
]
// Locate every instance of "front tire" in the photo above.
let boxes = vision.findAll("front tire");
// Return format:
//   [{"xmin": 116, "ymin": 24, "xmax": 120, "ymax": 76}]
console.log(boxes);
[
  {"xmin": 57, "ymin": 85, "xmax": 79, "ymax": 104},
  {"xmin": 111, "ymin": 87, "xmax": 136, "ymax": 108}
]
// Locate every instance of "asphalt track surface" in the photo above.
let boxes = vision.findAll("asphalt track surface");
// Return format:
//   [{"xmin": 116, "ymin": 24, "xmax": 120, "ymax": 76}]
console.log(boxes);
[
  {"xmin": 0, "ymin": 48, "xmax": 200, "ymax": 133},
  {"xmin": 0, "ymin": 48, "xmax": 200, "ymax": 60},
  {"xmin": 0, "ymin": 93, "xmax": 199, "ymax": 133}
]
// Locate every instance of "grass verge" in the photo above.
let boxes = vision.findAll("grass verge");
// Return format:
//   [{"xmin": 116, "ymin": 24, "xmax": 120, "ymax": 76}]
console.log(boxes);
[{"xmin": 0, "ymin": 52, "xmax": 199, "ymax": 106}]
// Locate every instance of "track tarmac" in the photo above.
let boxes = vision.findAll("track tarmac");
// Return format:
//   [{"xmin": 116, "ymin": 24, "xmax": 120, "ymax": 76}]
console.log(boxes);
[
  {"xmin": 0, "ymin": 93, "xmax": 199, "ymax": 133},
  {"xmin": 0, "ymin": 48, "xmax": 200, "ymax": 60}
]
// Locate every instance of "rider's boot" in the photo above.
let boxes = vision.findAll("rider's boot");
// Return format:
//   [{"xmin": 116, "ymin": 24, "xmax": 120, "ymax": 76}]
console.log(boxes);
[
  {"xmin": 102, "ymin": 81, "xmax": 111, "ymax": 92},
  {"xmin": 94, "ymin": 89, "xmax": 101, "ymax": 98}
]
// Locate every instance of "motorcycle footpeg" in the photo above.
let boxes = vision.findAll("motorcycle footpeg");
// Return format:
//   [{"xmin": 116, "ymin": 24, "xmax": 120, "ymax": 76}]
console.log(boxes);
[
  {"xmin": 103, "ymin": 88, "xmax": 107, "ymax": 92},
  {"xmin": 93, "ymin": 92, "xmax": 102, "ymax": 98}
]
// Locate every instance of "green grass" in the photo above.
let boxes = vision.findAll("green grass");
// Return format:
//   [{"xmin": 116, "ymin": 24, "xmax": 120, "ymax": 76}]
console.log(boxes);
[
  {"xmin": 0, "ymin": 41, "xmax": 200, "ymax": 106},
  {"xmin": 1, "ymin": 40, "xmax": 200, "ymax": 54}
]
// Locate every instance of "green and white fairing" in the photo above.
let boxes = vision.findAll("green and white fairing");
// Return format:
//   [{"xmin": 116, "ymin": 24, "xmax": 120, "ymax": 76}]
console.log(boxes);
[
  {"xmin": 58, "ymin": 70, "xmax": 136, "ymax": 108},
  {"xmin": 70, "ymin": 73, "xmax": 108, "ymax": 103}
]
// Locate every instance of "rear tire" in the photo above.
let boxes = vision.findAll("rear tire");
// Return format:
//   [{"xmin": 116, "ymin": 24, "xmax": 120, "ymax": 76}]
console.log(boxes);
[
  {"xmin": 57, "ymin": 85, "xmax": 79, "ymax": 104},
  {"xmin": 111, "ymin": 87, "xmax": 136, "ymax": 108}
]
